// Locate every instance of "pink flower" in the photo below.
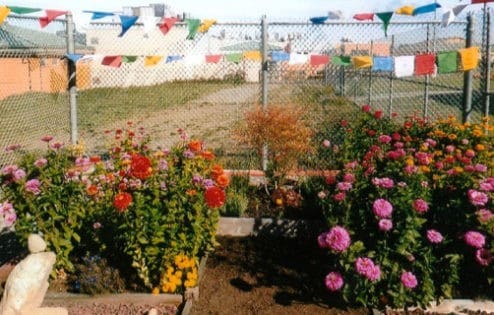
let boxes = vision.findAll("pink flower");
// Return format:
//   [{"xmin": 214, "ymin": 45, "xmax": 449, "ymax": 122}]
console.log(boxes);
[
  {"xmin": 445, "ymin": 145, "xmax": 455, "ymax": 153},
  {"xmin": 378, "ymin": 219, "xmax": 393, "ymax": 232},
  {"xmin": 426, "ymin": 229, "xmax": 443, "ymax": 244},
  {"xmin": 372, "ymin": 177, "xmax": 394, "ymax": 189},
  {"xmin": 373, "ymin": 199, "xmax": 393, "ymax": 218},
  {"xmin": 401, "ymin": 271, "xmax": 418, "ymax": 289},
  {"xmin": 317, "ymin": 191, "xmax": 327, "ymax": 199},
  {"xmin": 25, "ymin": 179, "xmax": 41, "ymax": 195},
  {"xmin": 362, "ymin": 105, "xmax": 371, "ymax": 112},
  {"xmin": 464, "ymin": 231, "xmax": 486, "ymax": 248},
  {"xmin": 324, "ymin": 226, "xmax": 351, "ymax": 252},
  {"xmin": 378, "ymin": 135, "xmax": 392, "ymax": 144},
  {"xmin": 355, "ymin": 257, "xmax": 380, "ymax": 282},
  {"xmin": 476, "ymin": 209, "xmax": 494, "ymax": 223},
  {"xmin": 3, "ymin": 212, "xmax": 17, "ymax": 227},
  {"xmin": 322, "ymin": 139, "xmax": 331, "ymax": 148},
  {"xmin": 12, "ymin": 169, "xmax": 26, "ymax": 182},
  {"xmin": 333, "ymin": 192, "xmax": 346, "ymax": 202},
  {"xmin": 50, "ymin": 141, "xmax": 64, "ymax": 150},
  {"xmin": 343, "ymin": 173, "xmax": 355, "ymax": 183},
  {"xmin": 479, "ymin": 179, "xmax": 494, "ymax": 192},
  {"xmin": 325, "ymin": 272, "xmax": 344, "ymax": 291},
  {"xmin": 475, "ymin": 248, "xmax": 493, "ymax": 266},
  {"xmin": 404, "ymin": 165, "xmax": 418, "ymax": 175},
  {"xmin": 413, "ymin": 199, "xmax": 429, "ymax": 214},
  {"xmin": 474, "ymin": 164, "xmax": 488, "ymax": 173},
  {"xmin": 337, "ymin": 182, "xmax": 352, "ymax": 191},
  {"xmin": 41, "ymin": 135, "xmax": 53, "ymax": 142},
  {"xmin": 34, "ymin": 158, "xmax": 48, "ymax": 168},
  {"xmin": 468, "ymin": 189, "xmax": 489, "ymax": 207}
]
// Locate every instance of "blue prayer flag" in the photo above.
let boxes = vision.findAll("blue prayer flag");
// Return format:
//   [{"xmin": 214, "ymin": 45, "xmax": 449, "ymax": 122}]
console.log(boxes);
[
  {"xmin": 166, "ymin": 55, "xmax": 182, "ymax": 63},
  {"xmin": 372, "ymin": 56, "xmax": 394, "ymax": 72},
  {"xmin": 413, "ymin": 3, "xmax": 441, "ymax": 16},
  {"xmin": 271, "ymin": 51, "xmax": 290, "ymax": 62},
  {"xmin": 119, "ymin": 15, "xmax": 138, "ymax": 37},
  {"xmin": 65, "ymin": 54, "xmax": 83, "ymax": 63},
  {"xmin": 84, "ymin": 11, "xmax": 114, "ymax": 20},
  {"xmin": 310, "ymin": 16, "xmax": 328, "ymax": 24}
]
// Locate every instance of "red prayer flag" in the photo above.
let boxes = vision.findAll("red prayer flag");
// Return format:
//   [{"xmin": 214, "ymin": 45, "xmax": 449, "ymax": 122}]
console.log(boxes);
[
  {"xmin": 159, "ymin": 17, "xmax": 178, "ymax": 35},
  {"xmin": 471, "ymin": 0, "xmax": 494, "ymax": 3},
  {"xmin": 205, "ymin": 54, "xmax": 223, "ymax": 63},
  {"xmin": 353, "ymin": 13, "xmax": 374, "ymax": 21},
  {"xmin": 414, "ymin": 53, "xmax": 436, "ymax": 76},
  {"xmin": 310, "ymin": 54, "xmax": 330, "ymax": 66},
  {"xmin": 101, "ymin": 55, "xmax": 123, "ymax": 68},
  {"xmin": 39, "ymin": 10, "xmax": 68, "ymax": 28}
]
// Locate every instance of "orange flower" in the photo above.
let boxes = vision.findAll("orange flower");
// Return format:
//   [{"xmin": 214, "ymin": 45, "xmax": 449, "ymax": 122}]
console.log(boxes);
[
  {"xmin": 114, "ymin": 192, "xmax": 132, "ymax": 212},
  {"xmin": 216, "ymin": 174, "xmax": 230, "ymax": 188},
  {"xmin": 188, "ymin": 140, "xmax": 202, "ymax": 152},
  {"xmin": 186, "ymin": 189, "xmax": 197, "ymax": 196},
  {"xmin": 211, "ymin": 164, "xmax": 224, "ymax": 180},
  {"xmin": 200, "ymin": 150, "xmax": 215, "ymax": 160},
  {"xmin": 475, "ymin": 144, "xmax": 486, "ymax": 151},
  {"xmin": 130, "ymin": 154, "xmax": 152, "ymax": 180},
  {"xmin": 89, "ymin": 155, "xmax": 101, "ymax": 163},
  {"xmin": 204, "ymin": 187, "xmax": 226, "ymax": 208},
  {"xmin": 86, "ymin": 184, "xmax": 98, "ymax": 196}
]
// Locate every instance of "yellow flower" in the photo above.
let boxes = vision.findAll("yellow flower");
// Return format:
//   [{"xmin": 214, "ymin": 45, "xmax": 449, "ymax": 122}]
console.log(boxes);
[
  {"xmin": 419, "ymin": 165, "xmax": 430, "ymax": 173},
  {"xmin": 454, "ymin": 166, "xmax": 464, "ymax": 173},
  {"xmin": 448, "ymin": 134, "xmax": 457, "ymax": 140},
  {"xmin": 184, "ymin": 279, "xmax": 196, "ymax": 288},
  {"xmin": 434, "ymin": 150, "xmax": 443, "ymax": 157},
  {"xmin": 187, "ymin": 271, "xmax": 198, "ymax": 280},
  {"xmin": 152, "ymin": 287, "xmax": 160, "ymax": 295},
  {"xmin": 405, "ymin": 158, "xmax": 415, "ymax": 166},
  {"xmin": 473, "ymin": 129, "xmax": 483, "ymax": 137}
]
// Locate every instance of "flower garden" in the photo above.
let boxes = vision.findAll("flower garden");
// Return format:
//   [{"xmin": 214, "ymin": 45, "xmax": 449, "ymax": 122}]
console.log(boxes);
[{"xmin": 0, "ymin": 105, "xmax": 493, "ymax": 312}]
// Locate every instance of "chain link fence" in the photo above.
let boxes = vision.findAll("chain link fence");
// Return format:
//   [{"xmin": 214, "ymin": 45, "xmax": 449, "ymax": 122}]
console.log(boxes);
[{"xmin": 0, "ymin": 11, "xmax": 492, "ymax": 170}]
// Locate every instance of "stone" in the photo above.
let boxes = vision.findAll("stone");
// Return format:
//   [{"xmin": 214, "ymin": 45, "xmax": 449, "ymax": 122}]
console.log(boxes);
[
  {"xmin": 0, "ymin": 234, "xmax": 67, "ymax": 315},
  {"xmin": 27, "ymin": 234, "xmax": 47, "ymax": 253},
  {"xmin": 148, "ymin": 308, "xmax": 158, "ymax": 315}
]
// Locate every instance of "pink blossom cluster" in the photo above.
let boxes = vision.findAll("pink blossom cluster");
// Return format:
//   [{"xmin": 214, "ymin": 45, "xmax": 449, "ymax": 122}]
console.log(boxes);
[
  {"xmin": 318, "ymin": 226, "xmax": 351, "ymax": 252},
  {"xmin": 372, "ymin": 199, "xmax": 393, "ymax": 218},
  {"xmin": 467, "ymin": 189, "xmax": 489, "ymax": 207},
  {"xmin": 355, "ymin": 257, "xmax": 381, "ymax": 281},
  {"xmin": 372, "ymin": 177, "xmax": 395, "ymax": 189},
  {"xmin": 400, "ymin": 271, "xmax": 418, "ymax": 289},
  {"xmin": 0, "ymin": 201, "xmax": 17, "ymax": 228},
  {"xmin": 413, "ymin": 199, "xmax": 429, "ymax": 213},
  {"xmin": 426, "ymin": 229, "xmax": 443, "ymax": 244}
]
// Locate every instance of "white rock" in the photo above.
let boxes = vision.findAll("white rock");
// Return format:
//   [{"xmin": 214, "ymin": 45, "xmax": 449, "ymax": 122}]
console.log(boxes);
[
  {"xmin": 28, "ymin": 234, "xmax": 47, "ymax": 253},
  {"xmin": 148, "ymin": 308, "xmax": 158, "ymax": 315}
]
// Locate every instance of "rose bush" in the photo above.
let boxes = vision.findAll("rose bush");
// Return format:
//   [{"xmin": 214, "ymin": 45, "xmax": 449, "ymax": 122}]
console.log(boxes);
[
  {"xmin": 311, "ymin": 106, "xmax": 494, "ymax": 310},
  {"xmin": 0, "ymin": 124, "xmax": 227, "ymax": 293}
]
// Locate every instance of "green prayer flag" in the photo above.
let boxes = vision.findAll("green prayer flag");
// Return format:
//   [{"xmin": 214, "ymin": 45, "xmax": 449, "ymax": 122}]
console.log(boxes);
[
  {"xmin": 186, "ymin": 18, "xmax": 201, "ymax": 40},
  {"xmin": 122, "ymin": 55, "xmax": 138, "ymax": 63},
  {"xmin": 376, "ymin": 11, "xmax": 393, "ymax": 37},
  {"xmin": 225, "ymin": 53, "xmax": 242, "ymax": 63},
  {"xmin": 7, "ymin": 6, "xmax": 42, "ymax": 14},
  {"xmin": 437, "ymin": 51, "xmax": 458, "ymax": 74},
  {"xmin": 332, "ymin": 56, "xmax": 351, "ymax": 66}
]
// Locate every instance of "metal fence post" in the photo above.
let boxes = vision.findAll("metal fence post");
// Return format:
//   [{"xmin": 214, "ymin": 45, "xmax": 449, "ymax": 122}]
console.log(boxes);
[
  {"xmin": 367, "ymin": 41, "xmax": 373, "ymax": 105},
  {"xmin": 484, "ymin": 9, "xmax": 492, "ymax": 118},
  {"xmin": 463, "ymin": 13, "xmax": 474, "ymax": 123},
  {"xmin": 66, "ymin": 12, "xmax": 78, "ymax": 144},
  {"xmin": 261, "ymin": 15, "xmax": 268, "ymax": 171},
  {"xmin": 388, "ymin": 35, "xmax": 395, "ymax": 117},
  {"xmin": 423, "ymin": 24, "xmax": 430, "ymax": 119}
]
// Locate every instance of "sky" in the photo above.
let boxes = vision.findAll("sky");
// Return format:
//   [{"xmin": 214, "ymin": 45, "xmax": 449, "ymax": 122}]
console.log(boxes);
[{"xmin": 1, "ymin": 0, "xmax": 487, "ymax": 30}]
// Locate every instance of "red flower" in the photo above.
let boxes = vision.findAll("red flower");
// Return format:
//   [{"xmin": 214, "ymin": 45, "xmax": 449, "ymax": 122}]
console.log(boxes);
[
  {"xmin": 41, "ymin": 135, "xmax": 53, "ymax": 142},
  {"xmin": 362, "ymin": 105, "xmax": 371, "ymax": 112},
  {"xmin": 374, "ymin": 111, "xmax": 383, "ymax": 119},
  {"xmin": 188, "ymin": 140, "xmax": 202, "ymax": 152},
  {"xmin": 204, "ymin": 187, "xmax": 226, "ymax": 208},
  {"xmin": 131, "ymin": 154, "xmax": 152, "ymax": 180},
  {"xmin": 114, "ymin": 192, "xmax": 132, "ymax": 212}
]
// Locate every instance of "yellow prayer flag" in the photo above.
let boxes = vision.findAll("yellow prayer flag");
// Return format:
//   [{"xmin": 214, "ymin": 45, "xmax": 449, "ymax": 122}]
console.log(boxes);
[
  {"xmin": 459, "ymin": 46, "xmax": 479, "ymax": 71},
  {"xmin": 243, "ymin": 50, "xmax": 261, "ymax": 61},
  {"xmin": 352, "ymin": 56, "xmax": 373, "ymax": 69},
  {"xmin": 198, "ymin": 19, "xmax": 216, "ymax": 33},
  {"xmin": 0, "ymin": 6, "xmax": 11, "ymax": 25},
  {"xmin": 144, "ymin": 55, "xmax": 163, "ymax": 66},
  {"xmin": 396, "ymin": 5, "xmax": 414, "ymax": 15}
]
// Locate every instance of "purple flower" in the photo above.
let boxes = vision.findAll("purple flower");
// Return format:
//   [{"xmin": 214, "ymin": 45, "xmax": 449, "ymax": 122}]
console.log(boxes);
[
  {"xmin": 475, "ymin": 248, "xmax": 493, "ymax": 266},
  {"xmin": 192, "ymin": 174, "xmax": 203, "ymax": 184},
  {"xmin": 202, "ymin": 178, "xmax": 215, "ymax": 188},
  {"xmin": 373, "ymin": 199, "xmax": 393, "ymax": 218},
  {"xmin": 183, "ymin": 149, "xmax": 194, "ymax": 159},
  {"xmin": 25, "ymin": 179, "xmax": 41, "ymax": 195},
  {"xmin": 468, "ymin": 189, "xmax": 489, "ymax": 207},
  {"xmin": 413, "ymin": 199, "xmax": 429, "ymax": 214},
  {"xmin": 401, "ymin": 271, "xmax": 418, "ymax": 289},
  {"xmin": 34, "ymin": 158, "xmax": 48, "ymax": 168},
  {"xmin": 464, "ymin": 231, "xmax": 486, "ymax": 248},
  {"xmin": 158, "ymin": 159, "xmax": 168, "ymax": 171},
  {"xmin": 325, "ymin": 272, "xmax": 344, "ymax": 291},
  {"xmin": 324, "ymin": 226, "xmax": 351, "ymax": 252},
  {"xmin": 355, "ymin": 257, "xmax": 381, "ymax": 282},
  {"xmin": 426, "ymin": 229, "xmax": 443, "ymax": 244},
  {"xmin": 378, "ymin": 219, "xmax": 393, "ymax": 232}
]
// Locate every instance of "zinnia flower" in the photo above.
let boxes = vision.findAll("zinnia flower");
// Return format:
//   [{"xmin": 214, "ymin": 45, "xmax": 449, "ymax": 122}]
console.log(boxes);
[
  {"xmin": 324, "ymin": 226, "xmax": 351, "ymax": 252},
  {"xmin": 130, "ymin": 154, "xmax": 152, "ymax": 180},
  {"xmin": 188, "ymin": 140, "xmax": 202, "ymax": 152},
  {"xmin": 25, "ymin": 179, "xmax": 41, "ymax": 195},
  {"xmin": 113, "ymin": 192, "xmax": 133, "ymax": 212},
  {"xmin": 378, "ymin": 219, "xmax": 393, "ymax": 232},
  {"xmin": 34, "ymin": 158, "xmax": 48, "ymax": 168},
  {"xmin": 401, "ymin": 271, "xmax": 418, "ymax": 289},
  {"xmin": 204, "ymin": 186, "xmax": 226, "ymax": 208},
  {"xmin": 372, "ymin": 199, "xmax": 393, "ymax": 218},
  {"xmin": 325, "ymin": 272, "xmax": 344, "ymax": 291},
  {"xmin": 355, "ymin": 257, "xmax": 380, "ymax": 282},
  {"xmin": 475, "ymin": 248, "xmax": 493, "ymax": 266},
  {"xmin": 426, "ymin": 229, "xmax": 443, "ymax": 244},
  {"xmin": 413, "ymin": 199, "xmax": 429, "ymax": 213},
  {"xmin": 467, "ymin": 189, "xmax": 489, "ymax": 207},
  {"xmin": 464, "ymin": 231, "xmax": 485, "ymax": 248}
]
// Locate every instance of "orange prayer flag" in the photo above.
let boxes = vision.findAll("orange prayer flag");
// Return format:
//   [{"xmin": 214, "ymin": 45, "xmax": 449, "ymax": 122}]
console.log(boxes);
[
  {"xmin": 198, "ymin": 19, "xmax": 216, "ymax": 33},
  {"xmin": 396, "ymin": 5, "xmax": 414, "ymax": 15},
  {"xmin": 243, "ymin": 51, "xmax": 261, "ymax": 61},
  {"xmin": 0, "ymin": 6, "xmax": 11, "ymax": 25},
  {"xmin": 352, "ymin": 56, "xmax": 372, "ymax": 69},
  {"xmin": 144, "ymin": 56, "xmax": 163, "ymax": 66}
]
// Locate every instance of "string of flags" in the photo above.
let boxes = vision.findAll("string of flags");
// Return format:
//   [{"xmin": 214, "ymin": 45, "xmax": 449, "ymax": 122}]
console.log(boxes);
[
  {"xmin": 1, "ymin": 1, "xmax": 494, "ymax": 37},
  {"xmin": 65, "ymin": 46, "xmax": 480, "ymax": 79}
]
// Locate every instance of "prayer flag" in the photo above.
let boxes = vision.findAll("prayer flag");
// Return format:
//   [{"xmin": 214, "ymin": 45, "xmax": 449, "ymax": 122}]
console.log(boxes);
[
  {"xmin": 225, "ymin": 53, "xmax": 242, "ymax": 63},
  {"xmin": 437, "ymin": 51, "xmax": 458, "ymax": 74},
  {"xmin": 119, "ymin": 15, "xmax": 138, "ymax": 37},
  {"xmin": 122, "ymin": 55, "xmax": 138, "ymax": 63},
  {"xmin": 183, "ymin": 54, "xmax": 204, "ymax": 65},
  {"xmin": 414, "ymin": 53, "xmax": 436, "ymax": 75},
  {"xmin": 39, "ymin": 10, "xmax": 67, "ymax": 28},
  {"xmin": 186, "ymin": 18, "xmax": 201, "ymax": 39},
  {"xmin": 394, "ymin": 55, "xmax": 415, "ymax": 77},
  {"xmin": 396, "ymin": 6, "xmax": 415, "ymax": 15},
  {"xmin": 353, "ymin": 13, "xmax": 374, "ymax": 21},
  {"xmin": 353, "ymin": 56, "xmax": 372, "ymax": 69},
  {"xmin": 83, "ymin": 11, "xmax": 114, "ymax": 20},
  {"xmin": 205, "ymin": 54, "xmax": 223, "ymax": 63},
  {"xmin": 310, "ymin": 16, "xmax": 328, "ymax": 24},
  {"xmin": 0, "ymin": 6, "xmax": 10, "ymax": 25},
  {"xmin": 7, "ymin": 6, "xmax": 41, "ymax": 14},
  {"xmin": 413, "ymin": 3, "xmax": 441, "ymax": 15},
  {"xmin": 376, "ymin": 12, "xmax": 393, "ymax": 37},
  {"xmin": 271, "ymin": 51, "xmax": 290, "ymax": 62},
  {"xmin": 288, "ymin": 53, "xmax": 308, "ymax": 64},
  {"xmin": 159, "ymin": 17, "xmax": 178, "ymax": 35},
  {"xmin": 144, "ymin": 56, "xmax": 163, "ymax": 66},
  {"xmin": 243, "ymin": 51, "xmax": 261, "ymax": 61},
  {"xmin": 166, "ymin": 55, "xmax": 182, "ymax": 63},
  {"xmin": 199, "ymin": 19, "xmax": 216, "ymax": 33},
  {"xmin": 101, "ymin": 56, "xmax": 122, "ymax": 68},
  {"xmin": 310, "ymin": 54, "xmax": 330, "ymax": 66},
  {"xmin": 142, "ymin": 16, "xmax": 158, "ymax": 36},
  {"xmin": 442, "ymin": 4, "xmax": 468, "ymax": 27},
  {"xmin": 459, "ymin": 47, "xmax": 480, "ymax": 71},
  {"xmin": 471, "ymin": 0, "xmax": 494, "ymax": 4},
  {"xmin": 372, "ymin": 56, "xmax": 393, "ymax": 72},
  {"xmin": 65, "ymin": 54, "xmax": 83, "ymax": 63},
  {"xmin": 332, "ymin": 56, "xmax": 351, "ymax": 66},
  {"xmin": 328, "ymin": 11, "xmax": 343, "ymax": 20}
]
